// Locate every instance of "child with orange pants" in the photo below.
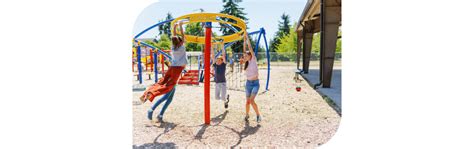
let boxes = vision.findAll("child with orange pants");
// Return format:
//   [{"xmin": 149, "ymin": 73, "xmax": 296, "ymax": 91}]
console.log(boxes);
[{"xmin": 140, "ymin": 21, "xmax": 188, "ymax": 103}]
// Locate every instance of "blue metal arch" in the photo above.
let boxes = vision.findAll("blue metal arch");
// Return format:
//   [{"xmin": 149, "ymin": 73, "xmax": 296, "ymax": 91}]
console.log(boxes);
[
  {"xmin": 250, "ymin": 28, "xmax": 271, "ymax": 91},
  {"xmin": 134, "ymin": 19, "xmax": 174, "ymax": 39},
  {"xmin": 133, "ymin": 18, "xmax": 270, "ymax": 90},
  {"xmin": 134, "ymin": 39, "xmax": 172, "ymax": 60},
  {"xmin": 213, "ymin": 28, "xmax": 271, "ymax": 91}
]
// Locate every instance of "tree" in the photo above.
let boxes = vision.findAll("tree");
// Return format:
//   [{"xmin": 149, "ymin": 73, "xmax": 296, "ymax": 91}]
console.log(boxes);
[
  {"xmin": 312, "ymin": 33, "xmax": 320, "ymax": 53},
  {"xmin": 220, "ymin": 0, "xmax": 247, "ymax": 35},
  {"xmin": 144, "ymin": 34, "xmax": 171, "ymax": 50},
  {"xmin": 275, "ymin": 25, "xmax": 297, "ymax": 54},
  {"xmin": 311, "ymin": 31, "xmax": 342, "ymax": 54},
  {"xmin": 336, "ymin": 31, "xmax": 342, "ymax": 53},
  {"xmin": 277, "ymin": 13, "xmax": 291, "ymax": 36},
  {"xmin": 157, "ymin": 34, "xmax": 171, "ymax": 50},
  {"xmin": 158, "ymin": 12, "xmax": 173, "ymax": 38},
  {"xmin": 183, "ymin": 22, "xmax": 205, "ymax": 52},
  {"xmin": 270, "ymin": 13, "xmax": 291, "ymax": 52},
  {"xmin": 274, "ymin": 25, "xmax": 298, "ymax": 61},
  {"xmin": 220, "ymin": 0, "xmax": 248, "ymax": 53},
  {"xmin": 179, "ymin": 8, "xmax": 206, "ymax": 52}
]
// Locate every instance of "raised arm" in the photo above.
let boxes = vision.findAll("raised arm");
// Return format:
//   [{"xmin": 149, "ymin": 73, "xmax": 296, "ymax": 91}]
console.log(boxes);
[
  {"xmin": 173, "ymin": 21, "xmax": 186, "ymax": 43},
  {"xmin": 222, "ymin": 44, "xmax": 227, "ymax": 64},
  {"xmin": 211, "ymin": 44, "xmax": 215, "ymax": 64},
  {"xmin": 179, "ymin": 21, "xmax": 186, "ymax": 43},
  {"xmin": 244, "ymin": 32, "xmax": 255, "ymax": 59},
  {"xmin": 173, "ymin": 23, "xmax": 178, "ymax": 36},
  {"xmin": 243, "ymin": 34, "xmax": 248, "ymax": 53}
]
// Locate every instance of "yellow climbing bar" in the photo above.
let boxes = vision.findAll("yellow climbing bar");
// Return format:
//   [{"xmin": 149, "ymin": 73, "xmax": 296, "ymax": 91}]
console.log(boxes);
[{"xmin": 171, "ymin": 13, "xmax": 247, "ymax": 44}]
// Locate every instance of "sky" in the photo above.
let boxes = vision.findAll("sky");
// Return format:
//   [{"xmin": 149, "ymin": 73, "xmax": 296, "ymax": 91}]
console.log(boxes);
[{"xmin": 133, "ymin": 0, "xmax": 307, "ymax": 42}]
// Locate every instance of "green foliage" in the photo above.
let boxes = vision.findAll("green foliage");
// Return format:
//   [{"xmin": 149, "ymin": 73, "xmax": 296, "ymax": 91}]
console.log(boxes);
[
  {"xmin": 157, "ymin": 34, "xmax": 171, "ymax": 50},
  {"xmin": 144, "ymin": 40, "xmax": 157, "ymax": 48},
  {"xmin": 311, "ymin": 31, "xmax": 342, "ymax": 54},
  {"xmin": 220, "ymin": 0, "xmax": 248, "ymax": 54},
  {"xmin": 184, "ymin": 22, "xmax": 205, "ymax": 52},
  {"xmin": 277, "ymin": 13, "xmax": 291, "ymax": 37},
  {"xmin": 312, "ymin": 33, "xmax": 320, "ymax": 53},
  {"xmin": 275, "ymin": 25, "xmax": 297, "ymax": 54},
  {"xmin": 270, "ymin": 13, "xmax": 291, "ymax": 52},
  {"xmin": 220, "ymin": 0, "xmax": 248, "ymax": 35},
  {"xmin": 275, "ymin": 26, "xmax": 341, "ymax": 60},
  {"xmin": 143, "ymin": 34, "xmax": 171, "ymax": 50},
  {"xmin": 336, "ymin": 31, "xmax": 342, "ymax": 53},
  {"xmin": 158, "ymin": 13, "xmax": 173, "ymax": 39}
]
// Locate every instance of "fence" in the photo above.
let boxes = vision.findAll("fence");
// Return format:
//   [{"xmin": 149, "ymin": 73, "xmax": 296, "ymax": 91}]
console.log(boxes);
[{"xmin": 227, "ymin": 52, "xmax": 342, "ymax": 67}]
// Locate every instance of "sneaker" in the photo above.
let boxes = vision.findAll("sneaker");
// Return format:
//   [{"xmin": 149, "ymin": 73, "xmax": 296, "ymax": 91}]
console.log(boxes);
[
  {"xmin": 244, "ymin": 115, "xmax": 249, "ymax": 122},
  {"xmin": 139, "ymin": 93, "xmax": 149, "ymax": 104},
  {"xmin": 147, "ymin": 110, "xmax": 153, "ymax": 121},
  {"xmin": 256, "ymin": 115, "xmax": 262, "ymax": 123},
  {"xmin": 224, "ymin": 95, "xmax": 229, "ymax": 109},
  {"xmin": 139, "ymin": 95, "xmax": 146, "ymax": 104},
  {"xmin": 157, "ymin": 115, "xmax": 164, "ymax": 123}
]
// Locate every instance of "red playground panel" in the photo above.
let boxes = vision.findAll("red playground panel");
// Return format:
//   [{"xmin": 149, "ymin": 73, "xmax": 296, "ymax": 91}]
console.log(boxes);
[{"xmin": 178, "ymin": 70, "xmax": 200, "ymax": 85}]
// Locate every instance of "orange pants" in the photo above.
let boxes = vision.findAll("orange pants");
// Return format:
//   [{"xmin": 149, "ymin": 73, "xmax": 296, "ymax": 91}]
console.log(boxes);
[{"xmin": 143, "ymin": 66, "xmax": 185, "ymax": 102}]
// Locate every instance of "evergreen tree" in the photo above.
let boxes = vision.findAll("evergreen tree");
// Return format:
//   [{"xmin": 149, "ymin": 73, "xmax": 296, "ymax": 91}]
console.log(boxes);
[
  {"xmin": 270, "ymin": 13, "xmax": 291, "ymax": 52},
  {"xmin": 158, "ymin": 12, "xmax": 173, "ymax": 38},
  {"xmin": 278, "ymin": 13, "xmax": 291, "ymax": 36},
  {"xmin": 276, "ymin": 25, "xmax": 297, "ymax": 54},
  {"xmin": 220, "ymin": 0, "xmax": 248, "ymax": 53}
]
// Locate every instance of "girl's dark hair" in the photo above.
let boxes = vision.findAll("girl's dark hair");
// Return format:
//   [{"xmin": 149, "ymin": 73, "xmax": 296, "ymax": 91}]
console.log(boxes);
[
  {"xmin": 171, "ymin": 36, "xmax": 183, "ymax": 49},
  {"xmin": 244, "ymin": 52, "xmax": 251, "ymax": 70}
]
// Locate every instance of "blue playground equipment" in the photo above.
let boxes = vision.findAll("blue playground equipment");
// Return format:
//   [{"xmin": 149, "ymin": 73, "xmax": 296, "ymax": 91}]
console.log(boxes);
[{"xmin": 133, "ymin": 17, "xmax": 271, "ymax": 91}]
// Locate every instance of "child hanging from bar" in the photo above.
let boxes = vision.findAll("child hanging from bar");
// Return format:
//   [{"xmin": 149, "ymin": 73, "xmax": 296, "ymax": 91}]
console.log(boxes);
[
  {"xmin": 212, "ymin": 42, "xmax": 230, "ymax": 109},
  {"xmin": 140, "ymin": 21, "xmax": 188, "ymax": 103}
]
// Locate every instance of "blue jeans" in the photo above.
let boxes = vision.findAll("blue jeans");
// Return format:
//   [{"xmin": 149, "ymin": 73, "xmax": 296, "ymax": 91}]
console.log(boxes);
[
  {"xmin": 148, "ymin": 87, "xmax": 176, "ymax": 118},
  {"xmin": 245, "ymin": 80, "xmax": 260, "ymax": 98}
]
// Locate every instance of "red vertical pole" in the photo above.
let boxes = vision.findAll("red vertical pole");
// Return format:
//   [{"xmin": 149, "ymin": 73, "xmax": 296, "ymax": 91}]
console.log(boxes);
[
  {"xmin": 204, "ymin": 22, "xmax": 211, "ymax": 125},
  {"xmin": 149, "ymin": 49, "xmax": 154, "ymax": 71},
  {"xmin": 160, "ymin": 50, "xmax": 165, "ymax": 77}
]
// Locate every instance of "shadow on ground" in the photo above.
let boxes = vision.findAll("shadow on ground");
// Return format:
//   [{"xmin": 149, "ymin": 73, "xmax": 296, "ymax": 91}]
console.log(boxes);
[
  {"xmin": 134, "ymin": 106, "xmax": 262, "ymax": 148},
  {"xmin": 134, "ymin": 121, "xmax": 178, "ymax": 149},
  {"xmin": 194, "ymin": 111, "xmax": 229, "ymax": 141},
  {"xmin": 227, "ymin": 121, "xmax": 261, "ymax": 148},
  {"xmin": 189, "ymin": 110, "xmax": 261, "ymax": 148}
]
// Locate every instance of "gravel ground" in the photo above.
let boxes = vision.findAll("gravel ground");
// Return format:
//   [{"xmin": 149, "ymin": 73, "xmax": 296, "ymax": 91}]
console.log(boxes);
[{"xmin": 132, "ymin": 67, "xmax": 341, "ymax": 148}]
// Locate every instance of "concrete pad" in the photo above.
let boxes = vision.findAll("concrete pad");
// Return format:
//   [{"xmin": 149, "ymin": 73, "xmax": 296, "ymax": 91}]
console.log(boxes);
[
  {"xmin": 300, "ymin": 68, "xmax": 341, "ymax": 109},
  {"xmin": 133, "ymin": 84, "xmax": 147, "ymax": 92}
]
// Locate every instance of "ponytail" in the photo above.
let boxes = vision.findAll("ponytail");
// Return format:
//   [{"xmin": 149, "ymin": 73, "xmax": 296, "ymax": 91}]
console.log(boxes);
[
  {"xmin": 243, "ymin": 52, "xmax": 252, "ymax": 70},
  {"xmin": 244, "ymin": 61, "xmax": 249, "ymax": 70}
]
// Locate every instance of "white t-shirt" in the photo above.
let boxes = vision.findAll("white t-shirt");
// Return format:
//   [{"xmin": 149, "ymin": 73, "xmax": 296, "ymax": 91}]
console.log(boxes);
[
  {"xmin": 171, "ymin": 45, "xmax": 188, "ymax": 66},
  {"xmin": 245, "ymin": 56, "xmax": 258, "ymax": 79}
]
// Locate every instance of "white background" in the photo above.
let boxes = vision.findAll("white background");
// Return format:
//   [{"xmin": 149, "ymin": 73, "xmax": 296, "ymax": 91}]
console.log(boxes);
[{"xmin": 1, "ymin": 0, "xmax": 474, "ymax": 148}]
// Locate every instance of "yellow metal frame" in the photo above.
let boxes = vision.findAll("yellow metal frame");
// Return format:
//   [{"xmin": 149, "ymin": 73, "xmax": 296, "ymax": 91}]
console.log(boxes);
[{"xmin": 171, "ymin": 13, "xmax": 247, "ymax": 44}]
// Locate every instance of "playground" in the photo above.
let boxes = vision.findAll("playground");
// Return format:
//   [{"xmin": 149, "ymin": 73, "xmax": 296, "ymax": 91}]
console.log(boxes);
[
  {"xmin": 133, "ymin": 66, "xmax": 340, "ymax": 148},
  {"xmin": 132, "ymin": 10, "xmax": 341, "ymax": 148}
]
